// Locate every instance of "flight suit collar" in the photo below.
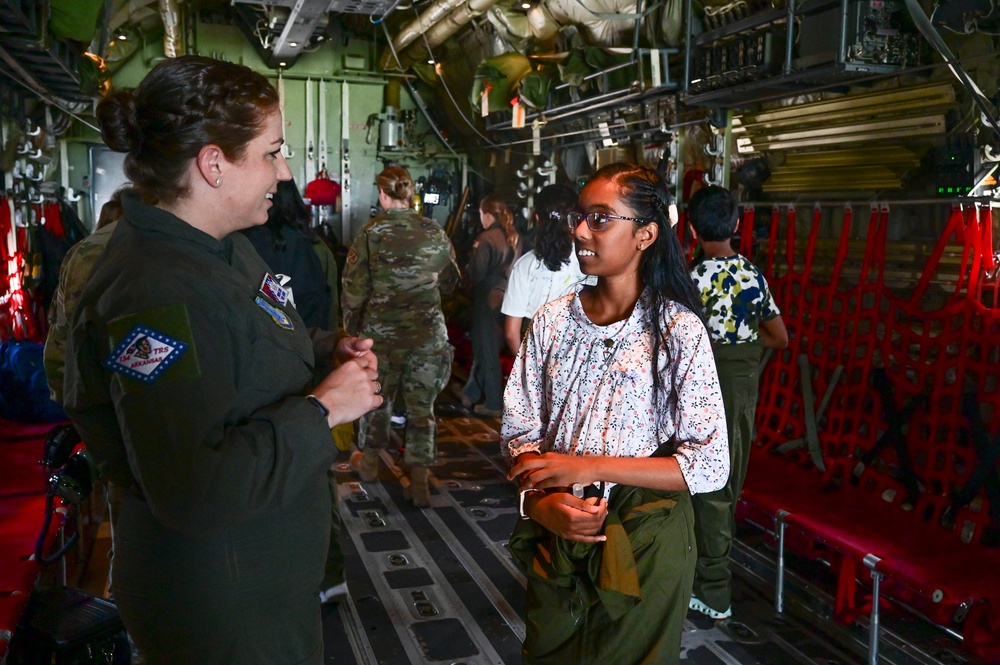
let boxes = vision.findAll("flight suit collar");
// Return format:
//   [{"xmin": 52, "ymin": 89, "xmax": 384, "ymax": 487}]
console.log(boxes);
[{"xmin": 121, "ymin": 190, "xmax": 234, "ymax": 261}]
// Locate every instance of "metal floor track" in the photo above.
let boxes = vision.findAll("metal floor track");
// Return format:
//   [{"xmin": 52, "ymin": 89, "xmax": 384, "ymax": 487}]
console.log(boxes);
[{"xmin": 320, "ymin": 400, "xmax": 968, "ymax": 665}]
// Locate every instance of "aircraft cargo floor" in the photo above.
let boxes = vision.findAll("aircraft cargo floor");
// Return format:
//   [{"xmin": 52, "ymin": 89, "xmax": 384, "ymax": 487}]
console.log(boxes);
[{"xmin": 321, "ymin": 401, "xmax": 874, "ymax": 665}]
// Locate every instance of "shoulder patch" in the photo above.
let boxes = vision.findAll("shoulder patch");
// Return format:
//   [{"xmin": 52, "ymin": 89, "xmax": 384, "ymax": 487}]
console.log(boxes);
[
  {"xmin": 346, "ymin": 247, "xmax": 359, "ymax": 265},
  {"xmin": 103, "ymin": 325, "xmax": 188, "ymax": 383},
  {"xmin": 105, "ymin": 304, "xmax": 201, "ymax": 391}
]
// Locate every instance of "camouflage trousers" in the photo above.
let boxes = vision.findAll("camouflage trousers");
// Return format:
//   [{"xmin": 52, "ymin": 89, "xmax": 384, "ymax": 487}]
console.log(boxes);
[{"xmin": 357, "ymin": 342, "xmax": 454, "ymax": 466}]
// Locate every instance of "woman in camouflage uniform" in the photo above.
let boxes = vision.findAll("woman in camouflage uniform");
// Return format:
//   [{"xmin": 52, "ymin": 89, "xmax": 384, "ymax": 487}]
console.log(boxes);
[{"xmin": 342, "ymin": 166, "xmax": 460, "ymax": 506}]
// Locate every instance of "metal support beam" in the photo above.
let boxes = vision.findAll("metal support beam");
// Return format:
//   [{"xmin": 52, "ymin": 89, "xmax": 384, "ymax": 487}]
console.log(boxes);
[
  {"xmin": 273, "ymin": 0, "xmax": 328, "ymax": 61},
  {"xmin": 341, "ymin": 81, "xmax": 352, "ymax": 244}
]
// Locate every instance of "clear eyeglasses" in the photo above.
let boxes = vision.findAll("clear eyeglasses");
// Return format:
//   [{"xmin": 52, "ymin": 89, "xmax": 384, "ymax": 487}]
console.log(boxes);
[{"xmin": 566, "ymin": 210, "xmax": 647, "ymax": 231}]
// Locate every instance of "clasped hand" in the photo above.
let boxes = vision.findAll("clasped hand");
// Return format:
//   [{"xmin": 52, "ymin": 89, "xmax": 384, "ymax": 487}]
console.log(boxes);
[
  {"xmin": 312, "ymin": 336, "xmax": 383, "ymax": 427},
  {"xmin": 509, "ymin": 452, "xmax": 607, "ymax": 542}
]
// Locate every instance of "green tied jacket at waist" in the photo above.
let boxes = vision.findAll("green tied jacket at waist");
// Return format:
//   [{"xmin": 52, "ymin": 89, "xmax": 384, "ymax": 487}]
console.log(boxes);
[{"xmin": 509, "ymin": 484, "xmax": 691, "ymax": 659}]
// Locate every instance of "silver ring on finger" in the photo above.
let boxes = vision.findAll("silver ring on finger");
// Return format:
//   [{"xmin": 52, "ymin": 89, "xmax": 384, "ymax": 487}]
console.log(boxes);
[{"xmin": 373, "ymin": 381, "xmax": 382, "ymax": 395}]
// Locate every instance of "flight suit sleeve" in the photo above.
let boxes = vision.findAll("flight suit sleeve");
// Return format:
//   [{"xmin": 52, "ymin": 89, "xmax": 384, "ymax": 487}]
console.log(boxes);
[
  {"xmin": 341, "ymin": 228, "xmax": 372, "ymax": 336},
  {"xmin": 466, "ymin": 231, "xmax": 496, "ymax": 286},
  {"xmin": 64, "ymin": 286, "xmax": 336, "ymax": 538}
]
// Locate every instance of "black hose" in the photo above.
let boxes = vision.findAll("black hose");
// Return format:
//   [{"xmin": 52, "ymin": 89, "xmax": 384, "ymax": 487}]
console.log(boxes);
[{"xmin": 34, "ymin": 485, "xmax": 79, "ymax": 565}]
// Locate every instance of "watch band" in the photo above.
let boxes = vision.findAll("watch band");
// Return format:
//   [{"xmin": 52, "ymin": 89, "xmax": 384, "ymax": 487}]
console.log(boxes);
[
  {"xmin": 519, "ymin": 488, "xmax": 542, "ymax": 520},
  {"xmin": 305, "ymin": 394, "xmax": 329, "ymax": 419}
]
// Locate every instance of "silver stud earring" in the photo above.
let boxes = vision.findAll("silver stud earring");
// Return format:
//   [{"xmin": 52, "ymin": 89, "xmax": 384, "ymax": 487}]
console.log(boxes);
[{"xmin": 215, "ymin": 178, "xmax": 221, "ymax": 186}]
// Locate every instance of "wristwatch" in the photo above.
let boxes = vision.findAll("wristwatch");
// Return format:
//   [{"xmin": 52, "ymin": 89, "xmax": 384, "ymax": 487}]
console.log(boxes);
[
  {"xmin": 305, "ymin": 394, "xmax": 329, "ymax": 419},
  {"xmin": 519, "ymin": 488, "xmax": 542, "ymax": 520}
]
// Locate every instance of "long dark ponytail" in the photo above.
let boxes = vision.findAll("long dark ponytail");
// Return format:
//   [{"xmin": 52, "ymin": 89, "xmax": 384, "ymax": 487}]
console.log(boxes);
[{"xmin": 589, "ymin": 163, "xmax": 705, "ymax": 406}]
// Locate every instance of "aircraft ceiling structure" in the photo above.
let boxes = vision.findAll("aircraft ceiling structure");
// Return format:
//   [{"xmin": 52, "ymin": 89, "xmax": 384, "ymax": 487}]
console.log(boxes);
[{"xmin": 1, "ymin": 0, "xmax": 997, "ymax": 197}]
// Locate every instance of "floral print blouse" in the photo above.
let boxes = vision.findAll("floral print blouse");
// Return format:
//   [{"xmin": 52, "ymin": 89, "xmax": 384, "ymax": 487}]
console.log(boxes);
[{"xmin": 501, "ymin": 287, "xmax": 729, "ymax": 497}]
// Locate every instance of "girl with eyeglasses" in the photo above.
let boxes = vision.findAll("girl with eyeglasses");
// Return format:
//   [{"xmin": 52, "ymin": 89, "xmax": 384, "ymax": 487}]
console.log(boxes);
[{"xmin": 502, "ymin": 162, "xmax": 730, "ymax": 664}]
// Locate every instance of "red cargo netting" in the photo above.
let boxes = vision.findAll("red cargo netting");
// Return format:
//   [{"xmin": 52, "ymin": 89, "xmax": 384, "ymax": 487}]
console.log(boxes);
[{"xmin": 739, "ymin": 202, "xmax": 1000, "ymax": 661}]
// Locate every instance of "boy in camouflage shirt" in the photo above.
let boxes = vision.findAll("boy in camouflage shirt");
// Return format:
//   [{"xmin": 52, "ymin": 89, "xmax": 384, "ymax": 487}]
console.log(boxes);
[{"xmin": 687, "ymin": 185, "xmax": 788, "ymax": 620}]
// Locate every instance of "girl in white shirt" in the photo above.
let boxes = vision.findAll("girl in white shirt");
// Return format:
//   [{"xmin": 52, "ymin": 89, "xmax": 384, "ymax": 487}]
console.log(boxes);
[
  {"xmin": 500, "ymin": 184, "xmax": 588, "ymax": 354},
  {"xmin": 503, "ymin": 163, "xmax": 729, "ymax": 664}
]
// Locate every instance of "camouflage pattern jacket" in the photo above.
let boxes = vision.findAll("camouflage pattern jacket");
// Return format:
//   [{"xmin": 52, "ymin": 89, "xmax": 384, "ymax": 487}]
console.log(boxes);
[
  {"xmin": 44, "ymin": 221, "xmax": 119, "ymax": 404},
  {"xmin": 342, "ymin": 208, "xmax": 459, "ymax": 347}
]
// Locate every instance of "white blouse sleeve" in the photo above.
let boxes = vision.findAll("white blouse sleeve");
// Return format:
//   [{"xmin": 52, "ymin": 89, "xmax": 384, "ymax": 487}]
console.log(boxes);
[
  {"xmin": 667, "ymin": 311, "xmax": 730, "ymax": 494},
  {"xmin": 501, "ymin": 313, "xmax": 549, "ymax": 463},
  {"xmin": 500, "ymin": 254, "xmax": 533, "ymax": 318}
]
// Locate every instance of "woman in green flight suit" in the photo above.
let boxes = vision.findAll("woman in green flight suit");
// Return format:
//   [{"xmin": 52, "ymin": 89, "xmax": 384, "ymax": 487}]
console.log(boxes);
[{"xmin": 64, "ymin": 56, "xmax": 384, "ymax": 664}]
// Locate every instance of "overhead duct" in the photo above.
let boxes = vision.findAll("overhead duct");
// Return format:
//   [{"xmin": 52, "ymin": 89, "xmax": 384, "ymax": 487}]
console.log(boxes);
[
  {"xmin": 382, "ymin": 0, "xmax": 502, "ymax": 70},
  {"xmin": 484, "ymin": 0, "xmax": 684, "ymax": 51},
  {"xmin": 159, "ymin": 0, "xmax": 182, "ymax": 58}
]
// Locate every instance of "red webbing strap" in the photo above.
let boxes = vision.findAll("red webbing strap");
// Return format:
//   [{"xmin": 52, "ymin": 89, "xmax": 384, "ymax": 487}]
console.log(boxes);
[
  {"xmin": 739, "ymin": 205, "xmax": 755, "ymax": 258},
  {"xmin": 979, "ymin": 207, "xmax": 998, "ymax": 307},
  {"xmin": 913, "ymin": 206, "xmax": 965, "ymax": 303},
  {"xmin": 0, "ymin": 197, "xmax": 10, "ymax": 262},
  {"xmin": 834, "ymin": 554, "xmax": 859, "ymax": 624},
  {"xmin": 961, "ymin": 206, "xmax": 982, "ymax": 298},
  {"xmin": 855, "ymin": 205, "xmax": 882, "ymax": 288},
  {"xmin": 677, "ymin": 209, "xmax": 696, "ymax": 263},
  {"xmin": 2, "ymin": 198, "xmax": 23, "ymax": 341},
  {"xmin": 982, "ymin": 206, "xmax": 995, "ymax": 273},
  {"xmin": 801, "ymin": 203, "xmax": 821, "ymax": 278},
  {"xmin": 674, "ymin": 210, "xmax": 698, "ymax": 263},
  {"xmin": 43, "ymin": 202, "xmax": 65, "ymax": 238},
  {"xmin": 766, "ymin": 206, "xmax": 780, "ymax": 280},
  {"xmin": 830, "ymin": 204, "xmax": 853, "ymax": 286},
  {"xmin": 785, "ymin": 205, "xmax": 796, "ymax": 271}
]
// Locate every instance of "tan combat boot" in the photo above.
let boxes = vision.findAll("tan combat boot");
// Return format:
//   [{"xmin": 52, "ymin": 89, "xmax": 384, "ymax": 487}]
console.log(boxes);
[
  {"xmin": 410, "ymin": 466, "xmax": 431, "ymax": 507},
  {"xmin": 349, "ymin": 448, "xmax": 379, "ymax": 482}
]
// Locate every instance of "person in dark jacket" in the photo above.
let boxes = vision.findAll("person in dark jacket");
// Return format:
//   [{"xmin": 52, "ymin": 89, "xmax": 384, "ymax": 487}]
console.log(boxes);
[
  {"xmin": 461, "ymin": 194, "xmax": 522, "ymax": 417},
  {"xmin": 63, "ymin": 55, "xmax": 383, "ymax": 665},
  {"xmin": 242, "ymin": 179, "xmax": 334, "ymax": 329},
  {"xmin": 242, "ymin": 177, "xmax": 349, "ymax": 601}
]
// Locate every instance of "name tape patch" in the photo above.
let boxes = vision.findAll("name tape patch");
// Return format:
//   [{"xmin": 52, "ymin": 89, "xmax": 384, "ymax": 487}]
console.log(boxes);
[{"xmin": 103, "ymin": 324, "xmax": 188, "ymax": 383}]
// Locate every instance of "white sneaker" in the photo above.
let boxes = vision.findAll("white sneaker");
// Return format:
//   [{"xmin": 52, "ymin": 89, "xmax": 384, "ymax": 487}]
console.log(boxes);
[
  {"xmin": 689, "ymin": 595, "xmax": 732, "ymax": 619},
  {"xmin": 320, "ymin": 581, "xmax": 348, "ymax": 604}
]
